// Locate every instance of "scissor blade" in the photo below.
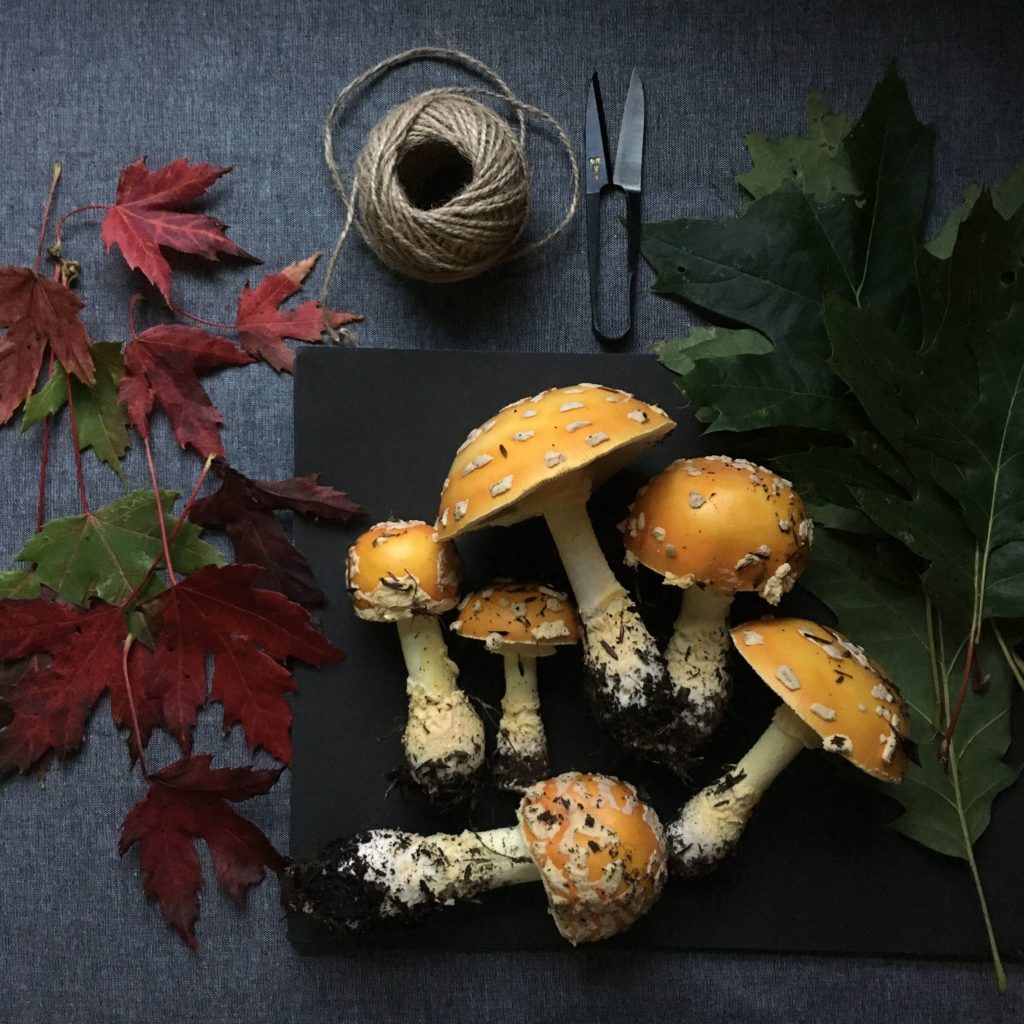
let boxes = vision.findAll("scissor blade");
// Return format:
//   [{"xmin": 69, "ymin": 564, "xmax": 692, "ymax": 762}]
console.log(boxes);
[
  {"xmin": 612, "ymin": 69, "xmax": 644, "ymax": 193},
  {"xmin": 585, "ymin": 73, "xmax": 610, "ymax": 194}
]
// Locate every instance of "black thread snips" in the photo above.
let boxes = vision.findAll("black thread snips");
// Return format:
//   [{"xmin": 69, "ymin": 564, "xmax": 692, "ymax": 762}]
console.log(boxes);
[{"xmin": 585, "ymin": 69, "xmax": 645, "ymax": 345}]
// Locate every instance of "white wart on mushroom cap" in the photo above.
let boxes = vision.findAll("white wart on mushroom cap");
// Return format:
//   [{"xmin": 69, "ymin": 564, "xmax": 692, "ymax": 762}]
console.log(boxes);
[
  {"xmin": 435, "ymin": 383, "xmax": 675, "ymax": 539},
  {"xmin": 622, "ymin": 456, "xmax": 812, "ymax": 604}
]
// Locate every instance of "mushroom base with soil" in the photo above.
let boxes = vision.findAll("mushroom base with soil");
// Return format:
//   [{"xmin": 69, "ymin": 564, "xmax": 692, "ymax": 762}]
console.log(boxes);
[
  {"xmin": 397, "ymin": 615, "xmax": 485, "ymax": 803},
  {"xmin": 666, "ymin": 704, "xmax": 819, "ymax": 876},
  {"xmin": 492, "ymin": 652, "xmax": 549, "ymax": 792},
  {"xmin": 663, "ymin": 585, "xmax": 734, "ymax": 746},
  {"xmin": 543, "ymin": 498, "xmax": 700, "ymax": 770},
  {"xmin": 284, "ymin": 772, "xmax": 669, "ymax": 945}
]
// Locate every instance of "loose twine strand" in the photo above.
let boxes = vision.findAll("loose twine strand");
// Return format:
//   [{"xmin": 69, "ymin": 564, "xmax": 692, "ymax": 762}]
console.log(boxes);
[{"xmin": 320, "ymin": 47, "xmax": 580, "ymax": 333}]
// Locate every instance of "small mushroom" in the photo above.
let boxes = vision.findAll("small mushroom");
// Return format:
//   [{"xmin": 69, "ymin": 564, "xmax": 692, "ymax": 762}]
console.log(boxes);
[
  {"xmin": 623, "ymin": 456, "xmax": 812, "ymax": 747},
  {"xmin": 435, "ymin": 383, "xmax": 696, "ymax": 769},
  {"xmin": 451, "ymin": 581, "xmax": 580, "ymax": 792},
  {"xmin": 283, "ymin": 772, "xmax": 668, "ymax": 944},
  {"xmin": 346, "ymin": 519, "xmax": 484, "ymax": 804},
  {"xmin": 667, "ymin": 617, "xmax": 911, "ymax": 876}
]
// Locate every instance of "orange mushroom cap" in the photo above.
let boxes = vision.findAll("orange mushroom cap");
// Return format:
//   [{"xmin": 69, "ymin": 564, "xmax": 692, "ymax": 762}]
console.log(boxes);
[
  {"xmin": 731, "ymin": 617, "xmax": 912, "ymax": 782},
  {"xmin": 346, "ymin": 520, "xmax": 461, "ymax": 622},
  {"xmin": 435, "ymin": 384, "xmax": 675, "ymax": 540},
  {"xmin": 451, "ymin": 581, "xmax": 580, "ymax": 654},
  {"xmin": 517, "ymin": 772, "xmax": 668, "ymax": 944},
  {"xmin": 623, "ymin": 456, "xmax": 812, "ymax": 603}
]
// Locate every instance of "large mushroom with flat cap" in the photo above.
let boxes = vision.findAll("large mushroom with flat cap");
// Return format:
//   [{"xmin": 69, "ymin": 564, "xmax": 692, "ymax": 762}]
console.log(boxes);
[
  {"xmin": 451, "ymin": 580, "xmax": 580, "ymax": 791},
  {"xmin": 623, "ymin": 455, "xmax": 812, "ymax": 746},
  {"xmin": 284, "ymin": 771, "xmax": 668, "ymax": 944},
  {"xmin": 667, "ymin": 617, "xmax": 911, "ymax": 876},
  {"xmin": 435, "ymin": 383, "xmax": 695, "ymax": 768},
  {"xmin": 346, "ymin": 519, "xmax": 484, "ymax": 804}
]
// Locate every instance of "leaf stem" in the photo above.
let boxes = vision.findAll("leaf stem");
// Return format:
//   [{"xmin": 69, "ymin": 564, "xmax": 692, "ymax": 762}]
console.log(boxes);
[
  {"xmin": 924, "ymin": 594, "xmax": 944, "ymax": 732},
  {"xmin": 35, "ymin": 354, "xmax": 57, "ymax": 533},
  {"xmin": 939, "ymin": 543, "xmax": 982, "ymax": 760},
  {"xmin": 121, "ymin": 453, "xmax": 216, "ymax": 608},
  {"xmin": 34, "ymin": 162, "xmax": 62, "ymax": 275},
  {"xmin": 53, "ymin": 203, "xmax": 110, "ymax": 251},
  {"xmin": 168, "ymin": 301, "xmax": 236, "ymax": 332},
  {"xmin": 120, "ymin": 634, "xmax": 149, "ymax": 778},
  {"xmin": 947, "ymin": 734, "xmax": 1007, "ymax": 992},
  {"xmin": 143, "ymin": 435, "xmax": 176, "ymax": 586},
  {"xmin": 65, "ymin": 374, "xmax": 91, "ymax": 516},
  {"xmin": 992, "ymin": 623, "xmax": 1024, "ymax": 694}
]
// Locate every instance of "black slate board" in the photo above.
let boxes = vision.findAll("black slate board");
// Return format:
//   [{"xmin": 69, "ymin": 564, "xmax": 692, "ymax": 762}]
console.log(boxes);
[{"xmin": 289, "ymin": 347, "xmax": 1024, "ymax": 960}]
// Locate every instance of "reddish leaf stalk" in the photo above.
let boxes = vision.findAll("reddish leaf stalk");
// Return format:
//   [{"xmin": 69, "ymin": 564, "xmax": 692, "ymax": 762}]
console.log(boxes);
[
  {"xmin": 34, "ymin": 162, "xmax": 62, "ymax": 274},
  {"xmin": 939, "ymin": 636, "xmax": 976, "ymax": 762},
  {"xmin": 65, "ymin": 372, "xmax": 91, "ymax": 516},
  {"xmin": 121, "ymin": 635, "xmax": 149, "ymax": 779},
  {"xmin": 143, "ymin": 434, "xmax": 176, "ymax": 586},
  {"xmin": 168, "ymin": 301, "xmax": 235, "ymax": 331},
  {"xmin": 53, "ymin": 203, "xmax": 110, "ymax": 251},
  {"xmin": 121, "ymin": 454, "xmax": 216, "ymax": 608}
]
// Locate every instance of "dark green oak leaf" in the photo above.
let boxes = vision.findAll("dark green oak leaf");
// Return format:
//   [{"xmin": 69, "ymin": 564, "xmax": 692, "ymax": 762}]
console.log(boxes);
[
  {"xmin": 14, "ymin": 489, "xmax": 223, "ymax": 605},
  {"xmin": 827, "ymin": 196, "xmax": 1024, "ymax": 620},
  {"xmin": 801, "ymin": 529, "xmax": 1021, "ymax": 858},
  {"xmin": 737, "ymin": 90, "xmax": 856, "ymax": 206},
  {"xmin": 22, "ymin": 342, "xmax": 130, "ymax": 478}
]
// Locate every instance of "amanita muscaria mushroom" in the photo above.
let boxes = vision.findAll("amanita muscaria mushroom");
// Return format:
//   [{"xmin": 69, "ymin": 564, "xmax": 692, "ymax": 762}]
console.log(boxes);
[
  {"xmin": 623, "ymin": 456, "xmax": 812, "ymax": 746},
  {"xmin": 451, "ymin": 580, "xmax": 580, "ymax": 791},
  {"xmin": 434, "ymin": 383, "xmax": 695, "ymax": 767},
  {"xmin": 668, "ymin": 617, "xmax": 912, "ymax": 876},
  {"xmin": 346, "ymin": 519, "xmax": 484, "ymax": 803},
  {"xmin": 284, "ymin": 772, "xmax": 668, "ymax": 944}
]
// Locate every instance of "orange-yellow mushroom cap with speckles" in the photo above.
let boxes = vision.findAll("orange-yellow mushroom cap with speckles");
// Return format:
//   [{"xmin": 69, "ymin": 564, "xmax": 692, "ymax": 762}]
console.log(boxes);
[
  {"xmin": 731, "ymin": 618, "xmax": 912, "ymax": 783},
  {"xmin": 451, "ymin": 581, "xmax": 580, "ymax": 654},
  {"xmin": 516, "ymin": 772, "xmax": 668, "ymax": 944},
  {"xmin": 435, "ymin": 384, "xmax": 675, "ymax": 540},
  {"xmin": 346, "ymin": 520, "xmax": 461, "ymax": 623},
  {"xmin": 623, "ymin": 456, "xmax": 812, "ymax": 604}
]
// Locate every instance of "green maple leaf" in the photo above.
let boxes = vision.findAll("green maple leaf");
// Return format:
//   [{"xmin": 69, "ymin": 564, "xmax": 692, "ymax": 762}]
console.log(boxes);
[
  {"xmin": 642, "ymin": 66, "xmax": 933, "ymax": 437},
  {"xmin": 22, "ymin": 342, "xmax": 130, "ymax": 478},
  {"xmin": 827, "ymin": 195, "xmax": 1024, "ymax": 621},
  {"xmin": 926, "ymin": 158, "xmax": 1024, "ymax": 259},
  {"xmin": 0, "ymin": 569, "xmax": 41, "ymax": 599},
  {"xmin": 14, "ymin": 489, "xmax": 224, "ymax": 605},
  {"xmin": 737, "ymin": 90, "xmax": 857, "ymax": 206}
]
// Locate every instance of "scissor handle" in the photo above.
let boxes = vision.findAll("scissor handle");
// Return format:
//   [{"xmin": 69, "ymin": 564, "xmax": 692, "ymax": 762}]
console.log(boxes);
[{"xmin": 587, "ymin": 186, "xmax": 640, "ymax": 346}]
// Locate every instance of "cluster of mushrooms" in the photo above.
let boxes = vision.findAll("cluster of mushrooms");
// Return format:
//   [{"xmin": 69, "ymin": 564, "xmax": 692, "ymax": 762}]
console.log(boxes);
[{"xmin": 284, "ymin": 383, "xmax": 913, "ymax": 945}]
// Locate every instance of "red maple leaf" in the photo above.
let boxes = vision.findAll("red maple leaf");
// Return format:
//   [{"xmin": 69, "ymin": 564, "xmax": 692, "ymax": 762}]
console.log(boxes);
[
  {"xmin": 101, "ymin": 158, "xmax": 256, "ymax": 304},
  {"xmin": 0, "ymin": 595, "xmax": 162, "ymax": 774},
  {"xmin": 119, "ymin": 754, "xmax": 284, "ymax": 950},
  {"xmin": 189, "ymin": 461, "xmax": 363, "ymax": 606},
  {"xmin": 137, "ymin": 564, "xmax": 342, "ymax": 762},
  {"xmin": 234, "ymin": 253, "xmax": 361, "ymax": 373},
  {"xmin": 119, "ymin": 324, "xmax": 253, "ymax": 457},
  {"xmin": 0, "ymin": 265, "xmax": 95, "ymax": 424}
]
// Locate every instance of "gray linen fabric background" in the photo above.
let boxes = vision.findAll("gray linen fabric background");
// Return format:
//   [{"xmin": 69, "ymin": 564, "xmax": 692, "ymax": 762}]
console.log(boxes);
[{"xmin": 1, "ymin": 0, "xmax": 1023, "ymax": 1021}]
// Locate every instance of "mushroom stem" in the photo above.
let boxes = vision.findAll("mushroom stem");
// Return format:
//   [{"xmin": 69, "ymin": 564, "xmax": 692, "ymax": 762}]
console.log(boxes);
[
  {"xmin": 543, "ymin": 498, "xmax": 694, "ymax": 768},
  {"xmin": 665, "ymin": 585, "xmax": 735, "ymax": 745},
  {"xmin": 494, "ymin": 652, "xmax": 548, "ymax": 790},
  {"xmin": 543, "ymin": 497, "xmax": 625, "ymax": 616},
  {"xmin": 396, "ymin": 615, "xmax": 485, "ymax": 799},
  {"xmin": 284, "ymin": 825, "xmax": 540, "ymax": 931},
  {"xmin": 666, "ymin": 704, "xmax": 819, "ymax": 876}
]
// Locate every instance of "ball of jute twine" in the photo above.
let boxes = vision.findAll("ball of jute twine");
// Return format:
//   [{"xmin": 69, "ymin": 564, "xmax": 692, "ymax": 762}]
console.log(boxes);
[{"xmin": 320, "ymin": 47, "xmax": 580, "ymax": 319}]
